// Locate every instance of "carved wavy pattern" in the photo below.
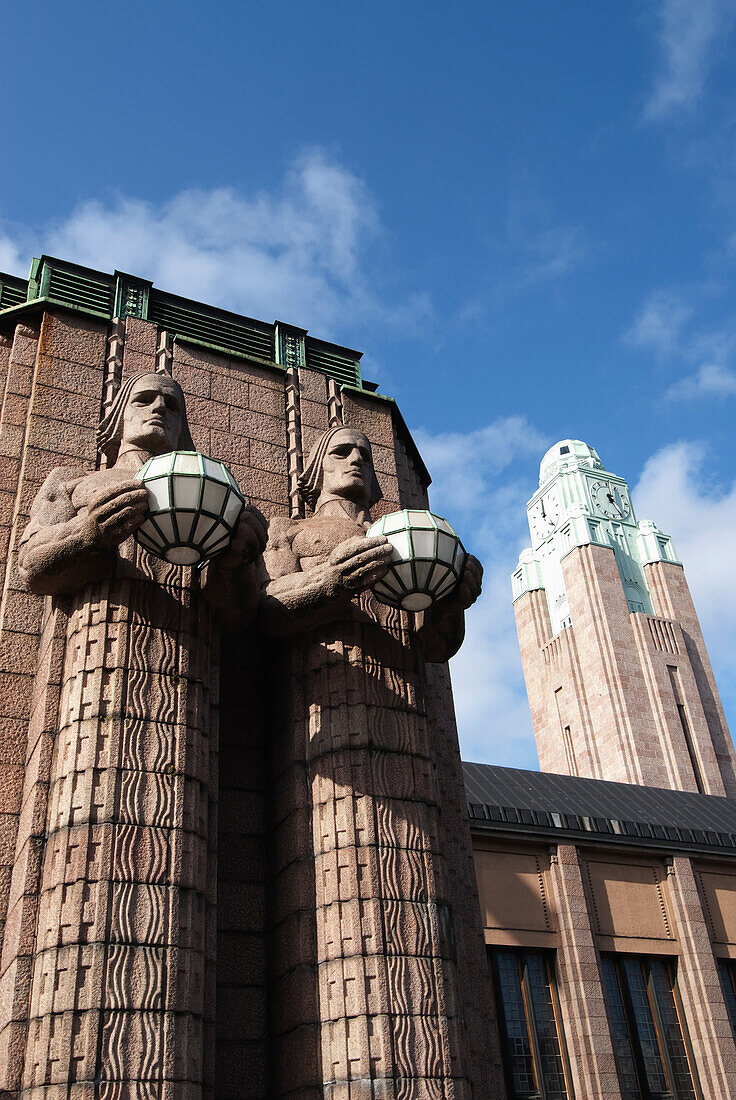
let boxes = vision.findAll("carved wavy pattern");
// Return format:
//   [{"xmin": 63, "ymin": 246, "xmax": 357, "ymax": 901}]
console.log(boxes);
[
  {"xmin": 386, "ymin": 956, "xmax": 435, "ymax": 1017},
  {"xmin": 114, "ymin": 824, "xmax": 168, "ymax": 883},
  {"xmin": 100, "ymin": 1083, "xmax": 157, "ymax": 1100},
  {"xmin": 393, "ymin": 1011, "xmax": 444, "ymax": 1076},
  {"xmin": 113, "ymin": 882, "xmax": 164, "ymax": 945},
  {"xmin": 121, "ymin": 718, "xmax": 170, "ymax": 775},
  {"xmin": 396, "ymin": 1079, "xmax": 443, "ymax": 1100},
  {"xmin": 383, "ymin": 900, "xmax": 432, "ymax": 957},
  {"xmin": 376, "ymin": 799, "xmax": 423, "ymax": 851},
  {"xmin": 101, "ymin": 1009, "xmax": 160, "ymax": 1083},
  {"xmin": 381, "ymin": 847, "xmax": 427, "ymax": 902},
  {"xmin": 106, "ymin": 945, "xmax": 163, "ymax": 1011},
  {"xmin": 126, "ymin": 622, "xmax": 178, "ymax": 723},
  {"xmin": 119, "ymin": 770, "xmax": 171, "ymax": 827}
]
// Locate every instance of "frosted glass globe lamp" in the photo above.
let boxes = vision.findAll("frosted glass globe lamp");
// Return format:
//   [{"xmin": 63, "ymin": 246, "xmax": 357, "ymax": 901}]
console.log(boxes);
[
  {"xmin": 134, "ymin": 451, "xmax": 245, "ymax": 566},
  {"xmin": 366, "ymin": 509, "xmax": 466, "ymax": 612}
]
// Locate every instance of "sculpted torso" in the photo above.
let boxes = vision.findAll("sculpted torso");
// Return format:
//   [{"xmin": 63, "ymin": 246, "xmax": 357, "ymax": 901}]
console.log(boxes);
[
  {"xmin": 259, "ymin": 426, "xmax": 482, "ymax": 660},
  {"xmin": 19, "ymin": 372, "xmax": 267, "ymax": 622}
]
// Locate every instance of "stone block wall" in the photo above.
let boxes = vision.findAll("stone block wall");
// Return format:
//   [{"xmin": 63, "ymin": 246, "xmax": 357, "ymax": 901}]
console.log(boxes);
[{"xmin": 0, "ymin": 306, "xmax": 497, "ymax": 1098}]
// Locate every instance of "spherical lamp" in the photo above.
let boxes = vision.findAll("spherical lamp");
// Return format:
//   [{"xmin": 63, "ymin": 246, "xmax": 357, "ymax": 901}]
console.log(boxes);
[
  {"xmin": 134, "ymin": 451, "xmax": 245, "ymax": 566},
  {"xmin": 366, "ymin": 509, "xmax": 466, "ymax": 612}
]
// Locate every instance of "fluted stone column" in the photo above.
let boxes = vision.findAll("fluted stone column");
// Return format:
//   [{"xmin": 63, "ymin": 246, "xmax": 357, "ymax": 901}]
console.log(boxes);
[
  {"xmin": 547, "ymin": 844, "xmax": 622, "ymax": 1100},
  {"xmin": 666, "ymin": 856, "xmax": 736, "ymax": 1098},
  {"xmin": 20, "ymin": 546, "xmax": 218, "ymax": 1098},
  {"xmin": 302, "ymin": 598, "xmax": 475, "ymax": 1098}
]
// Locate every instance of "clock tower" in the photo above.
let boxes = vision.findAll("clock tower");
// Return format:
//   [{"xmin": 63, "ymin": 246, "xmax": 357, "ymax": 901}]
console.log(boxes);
[{"xmin": 512, "ymin": 439, "xmax": 736, "ymax": 796}]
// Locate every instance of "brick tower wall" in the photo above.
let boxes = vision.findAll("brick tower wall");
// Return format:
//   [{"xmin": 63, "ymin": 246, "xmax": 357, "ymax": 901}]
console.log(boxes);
[{"xmin": 515, "ymin": 543, "xmax": 735, "ymax": 794}]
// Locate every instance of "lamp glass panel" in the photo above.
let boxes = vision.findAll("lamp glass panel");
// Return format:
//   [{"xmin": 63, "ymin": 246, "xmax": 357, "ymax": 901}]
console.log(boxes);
[
  {"xmin": 407, "ymin": 510, "xmax": 435, "ymax": 528},
  {"xmin": 175, "ymin": 512, "xmax": 197, "ymax": 543},
  {"xmin": 415, "ymin": 560, "xmax": 433, "ymax": 587},
  {"xmin": 435, "ymin": 573, "xmax": 457, "ymax": 597},
  {"xmin": 394, "ymin": 562, "xmax": 415, "ymax": 589},
  {"xmin": 437, "ymin": 532, "xmax": 457, "ymax": 564},
  {"xmin": 155, "ymin": 512, "xmax": 177, "ymax": 543},
  {"xmin": 372, "ymin": 582, "xmax": 396, "ymax": 600},
  {"xmin": 203, "ymin": 457, "xmax": 224, "ymax": 481},
  {"xmin": 137, "ymin": 530, "xmax": 160, "ymax": 554},
  {"xmin": 174, "ymin": 453, "xmax": 201, "ymax": 474},
  {"xmin": 167, "ymin": 545, "xmax": 200, "ymax": 565},
  {"xmin": 380, "ymin": 573, "xmax": 405, "ymax": 596},
  {"xmin": 387, "ymin": 530, "xmax": 412, "ymax": 560},
  {"xmin": 223, "ymin": 492, "xmax": 244, "ymax": 526},
  {"xmin": 382, "ymin": 512, "xmax": 407, "ymax": 534},
  {"xmin": 202, "ymin": 479, "xmax": 228, "ymax": 516},
  {"xmin": 428, "ymin": 562, "xmax": 450, "ymax": 592},
  {"xmin": 412, "ymin": 530, "xmax": 436, "ymax": 558},
  {"xmin": 453, "ymin": 543, "xmax": 467, "ymax": 570},
  {"xmin": 193, "ymin": 513, "xmax": 217, "ymax": 546},
  {"xmin": 173, "ymin": 475, "xmax": 202, "ymax": 511},
  {"xmin": 145, "ymin": 477, "xmax": 170, "ymax": 511},
  {"xmin": 202, "ymin": 522, "xmax": 228, "ymax": 551},
  {"xmin": 402, "ymin": 592, "xmax": 432, "ymax": 611},
  {"xmin": 146, "ymin": 454, "xmax": 173, "ymax": 477},
  {"xmin": 206, "ymin": 535, "xmax": 231, "ymax": 557},
  {"xmin": 435, "ymin": 517, "xmax": 455, "ymax": 535}
]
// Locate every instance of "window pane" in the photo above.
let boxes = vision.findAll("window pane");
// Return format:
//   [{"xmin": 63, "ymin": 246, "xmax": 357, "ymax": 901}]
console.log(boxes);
[
  {"xmin": 718, "ymin": 959, "xmax": 736, "ymax": 1040},
  {"xmin": 600, "ymin": 956, "xmax": 642, "ymax": 1100},
  {"xmin": 621, "ymin": 957, "xmax": 669, "ymax": 1095},
  {"xmin": 525, "ymin": 953, "xmax": 569, "ymax": 1100},
  {"xmin": 648, "ymin": 960, "xmax": 697, "ymax": 1100},
  {"xmin": 494, "ymin": 950, "xmax": 538, "ymax": 1097}
]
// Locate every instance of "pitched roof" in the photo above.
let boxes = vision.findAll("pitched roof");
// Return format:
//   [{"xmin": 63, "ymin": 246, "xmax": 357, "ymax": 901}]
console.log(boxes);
[{"xmin": 463, "ymin": 761, "xmax": 736, "ymax": 855}]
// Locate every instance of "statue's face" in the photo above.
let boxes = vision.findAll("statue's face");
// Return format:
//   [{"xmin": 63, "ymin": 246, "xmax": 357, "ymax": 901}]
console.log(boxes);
[
  {"xmin": 320, "ymin": 429, "xmax": 374, "ymax": 505},
  {"xmin": 122, "ymin": 375, "xmax": 183, "ymax": 455}
]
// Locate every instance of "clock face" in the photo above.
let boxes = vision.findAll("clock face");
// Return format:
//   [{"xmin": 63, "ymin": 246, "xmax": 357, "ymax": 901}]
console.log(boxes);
[
  {"xmin": 590, "ymin": 479, "xmax": 631, "ymax": 520},
  {"xmin": 529, "ymin": 489, "xmax": 560, "ymax": 540}
]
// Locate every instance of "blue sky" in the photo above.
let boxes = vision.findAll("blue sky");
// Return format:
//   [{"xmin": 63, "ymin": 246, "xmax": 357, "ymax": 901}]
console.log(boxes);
[{"xmin": 4, "ymin": 1, "xmax": 736, "ymax": 768}]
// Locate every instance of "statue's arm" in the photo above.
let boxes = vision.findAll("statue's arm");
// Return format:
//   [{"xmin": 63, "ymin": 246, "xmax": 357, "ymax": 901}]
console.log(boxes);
[
  {"xmin": 259, "ymin": 524, "xmax": 392, "ymax": 636},
  {"xmin": 19, "ymin": 469, "xmax": 106, "ymax": 594},
  {"xmin": 415, "ymin": 554, "xmax": 483, "ymax": 662},
  {"xmin": 201, "ymin": 505, "xmax": 268, "ymax": 627},
  {"xmin": 18, "ymin": 468, "xmax": 149, "ymax": 595}
]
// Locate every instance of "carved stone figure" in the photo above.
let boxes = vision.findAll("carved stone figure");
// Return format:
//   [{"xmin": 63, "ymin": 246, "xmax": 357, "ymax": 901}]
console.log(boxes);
[
  {"xmin": 260, "ymin": 425, "xmax": 485, "ymax": 1096},
  {"xmin": 10, "ymin": 371, "xmax": 266, "ymax": 1095}
]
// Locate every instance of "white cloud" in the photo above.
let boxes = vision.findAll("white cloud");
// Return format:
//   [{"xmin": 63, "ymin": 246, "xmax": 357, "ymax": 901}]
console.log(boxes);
[
  {"xmin": 626, "ymin": 285, "xmax": 736, "ymax": 399},
  {"xmin": 666, "ymin": 361, "xmax": 736, "ymax": 398},
  {"xmin": 414, "ymin": 416, "xmax": 547, "ymax": 767},
  {"xmin": 0, "ymin": 149, "xmax": 431, "ymax": 342},
  {"xmin": 625, "ymin": 288, "xmax": 693, "ymax": 357},
  {"xmin": 644, "ymin": 0, "xmax": 736, "ymax": 121},
  {"xmin": 517, "ymin": 224, "xmax": 589, "ymax": 286}
]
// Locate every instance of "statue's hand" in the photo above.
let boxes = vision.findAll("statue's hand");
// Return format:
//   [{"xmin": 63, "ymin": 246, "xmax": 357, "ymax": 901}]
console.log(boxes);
[
  {"xmin": 328, "ymin": 534, "xmax": 392, "ymax": 595},
  {"xmin": 86, "ymin": 479, "xmax": 150, "ymax": 548},
  {"xmin": 455, "ymin": 555, "xmax": 483, "ymax": 610},
  {"xmin": 220, "ymin": 505, "xmax": 269, "ymax": 568}
]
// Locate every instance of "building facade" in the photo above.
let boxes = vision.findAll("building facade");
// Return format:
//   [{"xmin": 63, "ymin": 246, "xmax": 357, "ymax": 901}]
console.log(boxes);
[
  {"xmin": 2, "ymin": 258, "xmax": 736, "ymax": 1100},
  {"xmin": 459, "ymin": 437, "xmax": 736, "ymax": 1100},
  {"xmin": 0, "ymin": 256, "xmax": 499, "ymax": 1098}
]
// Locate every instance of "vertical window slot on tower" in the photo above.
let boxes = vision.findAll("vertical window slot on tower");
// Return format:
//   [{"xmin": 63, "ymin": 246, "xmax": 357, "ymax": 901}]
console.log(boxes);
[
  {"xmin": 554, "ymin": 688, "xmax": 578, "ymax": 776},
  {"xmin": 667, "ymin": 666, "xmax": 704, "ymax": 794}
]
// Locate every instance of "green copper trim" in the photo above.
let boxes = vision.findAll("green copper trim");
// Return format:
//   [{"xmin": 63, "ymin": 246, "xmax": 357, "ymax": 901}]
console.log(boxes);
[{"xmin": 0, "ymin": 254, "xmax": 370, "ymax": 393}]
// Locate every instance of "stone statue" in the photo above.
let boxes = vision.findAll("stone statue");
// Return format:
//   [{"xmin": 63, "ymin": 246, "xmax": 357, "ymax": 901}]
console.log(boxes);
[
  {"xmin": 19, "ymin": 369, "xmax": 267, "ymax": 615},
  {"xmin": 260, "ymin": 424, "xmax": 481, "ymax": 646},
  {"xmin": 259, "ymin": 425, "xmax": 485, "ymax": 1096},
  {"xmin": 11, "ymin": 370, "xmax": 266, "ymax": 1095}
]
